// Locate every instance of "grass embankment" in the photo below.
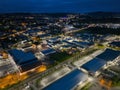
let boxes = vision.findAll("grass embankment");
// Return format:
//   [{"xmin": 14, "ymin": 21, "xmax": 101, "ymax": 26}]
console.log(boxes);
[
  {"xmin": 50, "ymin": 52, "xmax": 72, "ymax": 63},
  {"xmin": 106, "ymin": 66, "xmax": 120, "ymax": 87},
  {"xmin": 112, "ymin": 76, "xmax": 120, "ymax": 87},
  {"xmin": 50, "ymin": 48, "xmax": 98, "ymax": 64},
  {"xmin": 81, "ymin": 83, "xmax": 92, "ymax": 90},
  {"xmin": 112, "ymin": 71, "xmax": 120, "ymax": 87}
]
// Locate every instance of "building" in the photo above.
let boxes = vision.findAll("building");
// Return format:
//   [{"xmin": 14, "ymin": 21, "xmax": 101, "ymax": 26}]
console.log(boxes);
[
  {"xmin": 8, "ymin": 49, "xmax": 41, "ymax": 72},
  {"xmin": 44, "ymin": 69, "xmax": 88, "ymax": 90},
  {"xmin": 81, "ymin": 58, "xmax": 107, "ymax": 75},
  {"xmin": 96, "ymin": 49, "xmax": 120, "ymax": 62},
  {"xmin": 81, "ymin": 49, "xmax": 120, "ymax": 76},
  {"xmin": 41, "ymin": 48, "xmax": 56, "ymax": 56},
  {"xmin": 109, "ymin": 41, "xmax": 120, "ymax": 48},
  {"xmin": 73, "ymin": 41, "xmax": 94, "ymax": 48}
]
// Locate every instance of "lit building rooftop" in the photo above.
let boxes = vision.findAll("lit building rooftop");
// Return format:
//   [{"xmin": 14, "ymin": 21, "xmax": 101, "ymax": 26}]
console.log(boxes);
[
  {"xmin": 41, "ymin": 48, "xmax": 56, "ymax": 56},
  {"xmin": 44, "ymin": 69, "xmax": 88, "ymax": 90},
  {"xmin": 8, "ymin": 49, "xmax": 41, "ymax": 72},
  {"xmin": 96, "ymin": 49, "xmax": 120, "ymax": 61},
  {"xmin": 81, "ymin": 58, "xmax": 107, "ymax": 73},
  {"xmin": 110, "ymin": 41, "xmax": 120, "ymax": 47}
]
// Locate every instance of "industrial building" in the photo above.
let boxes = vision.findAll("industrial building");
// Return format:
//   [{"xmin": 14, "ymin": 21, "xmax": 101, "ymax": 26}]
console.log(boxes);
[
  {"xmin": 8, "ymin": 49, "xmax": 41, "ymax": 72},
  {"xmin": 81, "ymin": 49, "xmax": 120, "ymax": 75},
  {"xmin": 82, "ymin": 58, "xmax": 107, "ymax": 74},
  {"xmin": 44, "ymin": 69, "xmax": 88, "ymax": 90},
  {"xmin": 96, "ymin": 49, "xmax": 120, "ymax": 61},
  {"xmin": 41, "ymin": 48, "xmax": 56, "ymax": 56},
  {"xmin": 109, "ymin": 41, "xmax": 120, "ymax": 48}
]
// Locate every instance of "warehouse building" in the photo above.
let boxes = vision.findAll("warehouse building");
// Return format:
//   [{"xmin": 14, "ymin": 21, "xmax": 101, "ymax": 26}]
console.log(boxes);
[
  {"xmin": 81, "ymin": 49, "xmax": 120, "ymax": 76},
  {"xmin": 8, "ymin": 49, "xmax": 41, "ymax": 72}
]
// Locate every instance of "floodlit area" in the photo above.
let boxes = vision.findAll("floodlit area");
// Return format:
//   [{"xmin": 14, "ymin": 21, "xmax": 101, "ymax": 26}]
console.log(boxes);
[
  {"xmin": 73, "ymin": 50, "xmax": 103, "ymax": 67},
  {"xmin": 0, "ymin": 47, "xmax": 119, "ymax": 90},
  {"xmin": 0, "ymin": 65, "xmax": 46, "ymax": 89},
  {"xmin": 40, "ymin": 67, "xmax": 71, "ymax": 89},
  {"xmin": 0, "ymin": 55, "xmax": 19, "ymax": 78},
  {"xmin": 35, "ymin": 65, "xmax": 47, "ymax": 73},
  {"xmin": 43, "ymin": 69, "xmax": 88, "ymax": 90},
  {"xmin": 0, "ymin": 73, "xmax": 28, "ymax": 89},
  {"xmin": 42, "ymin": 48, "xmax": 120, "ymax": 90},
  {"xmin": 0, "ymin": 13, "xmax": 119, "ymax": 90}
]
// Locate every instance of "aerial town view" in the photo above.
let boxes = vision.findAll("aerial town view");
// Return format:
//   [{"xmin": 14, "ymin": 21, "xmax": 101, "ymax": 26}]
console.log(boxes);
[{"xmin": 0, "ymin": 0, "xmax": 120, "ymax": 90}]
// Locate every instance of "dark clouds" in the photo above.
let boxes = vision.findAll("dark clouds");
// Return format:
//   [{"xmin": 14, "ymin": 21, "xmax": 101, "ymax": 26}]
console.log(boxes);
[{"xmin": 0, "ymin": 0, "xmax": 120, "ymax": 13}]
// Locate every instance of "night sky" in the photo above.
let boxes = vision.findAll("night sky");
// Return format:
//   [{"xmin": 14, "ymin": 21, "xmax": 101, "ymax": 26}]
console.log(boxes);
[{"xmin": 0, "ymin": 0, "xmax": 120, "ymax": 13}]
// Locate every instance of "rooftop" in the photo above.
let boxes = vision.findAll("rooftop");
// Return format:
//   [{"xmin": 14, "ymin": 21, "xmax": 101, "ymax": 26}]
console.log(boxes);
[
  {"xmin": 44, "ymin": 69, "xmax": 87, "ymax": 90},
  {"xmin": 73, "ymin": 41, "xmax": 93, "ymax": 48},
  {"xmin": 96, "ymin": 49, "xmax": 120, "ymax": 61},
  {"xmin": 81, "ymin": 58, "xmax": 107, "ymax": 73},
  {"xmin": 9, "ymin": 49, "xmax": 37, "ymax": 65},
  {"xmin": 110, "ymin": 41, "xmax": 120, "ymax": 47},
  {"xmin": 8, "ymin": 49, "xmax": 41, "ymax": 72},
  {"xmin": 41, "ymin": 48, "xmax": 56, "ymax": 55}
]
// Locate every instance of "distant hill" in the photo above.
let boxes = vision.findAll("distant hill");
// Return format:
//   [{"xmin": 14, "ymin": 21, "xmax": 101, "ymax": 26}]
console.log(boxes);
[{"xmin": 86, "ymin": 12, "xmax": 120, "ymax": 18}]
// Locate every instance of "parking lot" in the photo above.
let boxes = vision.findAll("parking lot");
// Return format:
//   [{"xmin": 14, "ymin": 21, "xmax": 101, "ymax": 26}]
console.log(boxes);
[{"xmin": 0, "ymin": 54, "xmax": 19, "ymax": 77}]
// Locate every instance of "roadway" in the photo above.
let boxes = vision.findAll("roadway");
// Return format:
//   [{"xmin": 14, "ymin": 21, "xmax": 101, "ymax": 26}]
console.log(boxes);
[
  {"xmin": 73, "ymin": 50, "xmax": 104, "ymax": 67},
  {"xmin": 65, "ymin": 27, "xmax": 89, "ymax": 34}
]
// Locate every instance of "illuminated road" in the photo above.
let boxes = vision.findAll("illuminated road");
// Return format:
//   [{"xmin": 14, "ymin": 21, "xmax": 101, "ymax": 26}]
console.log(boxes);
[
  {"xmin": 74, "ymin": 50, "xmax": 104, "ymax": 67},
  {"xmin": 65, "ymin": 27, "xmax": 89, "ymax": 34}
]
